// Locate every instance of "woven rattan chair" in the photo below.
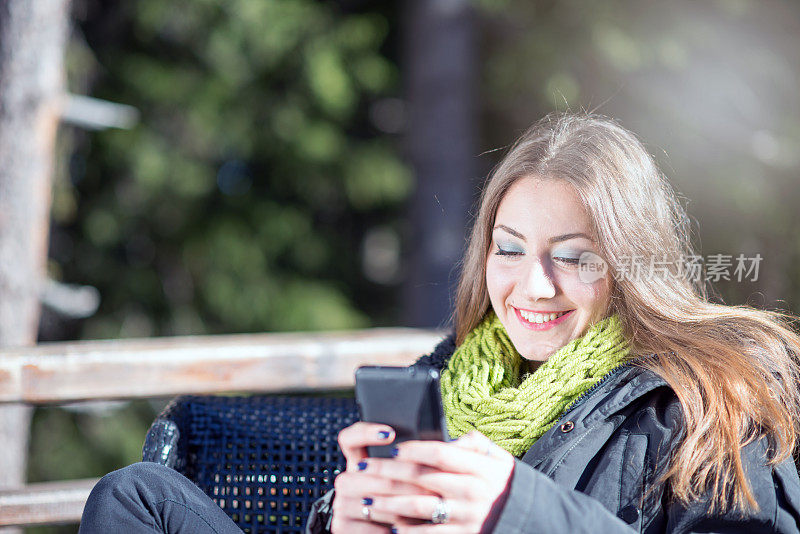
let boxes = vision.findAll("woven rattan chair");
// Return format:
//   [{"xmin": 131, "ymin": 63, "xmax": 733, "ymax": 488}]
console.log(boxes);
[{"xmin": 142, "ymin": 395, "xmax": 359, "ymax": 533}]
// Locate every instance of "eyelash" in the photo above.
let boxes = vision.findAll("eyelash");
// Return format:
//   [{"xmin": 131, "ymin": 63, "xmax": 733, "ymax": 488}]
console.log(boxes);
[
  {"xmin": 495, "ymin": 248, "xmax": 522, "ymax": 257},
  {"xmin": 556, "ymin": 257, "xmax": 580, "ymax": 266}
]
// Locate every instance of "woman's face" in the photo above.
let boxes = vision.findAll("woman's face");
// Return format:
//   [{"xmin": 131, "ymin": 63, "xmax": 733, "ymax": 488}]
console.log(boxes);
[{"xmin": 485, "ymin": 176, "xmax": 612, "ymax": 371}]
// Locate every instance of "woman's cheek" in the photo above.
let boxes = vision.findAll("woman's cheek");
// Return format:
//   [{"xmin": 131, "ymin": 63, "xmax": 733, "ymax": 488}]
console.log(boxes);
[
  {"xmin": 486, "ymin": 260, "xmax": 518, "ymax": 297},
  {"xmin": 560, "ymin": 274, "xmax": 611, "ymax": 315}
]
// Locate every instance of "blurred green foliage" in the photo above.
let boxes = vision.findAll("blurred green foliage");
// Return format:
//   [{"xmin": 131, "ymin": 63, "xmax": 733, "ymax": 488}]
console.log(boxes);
[
  {"xmin": 28, "ymin": 401, "xmax": 164, "ymax": 484},
  {"xmin": 31, "ymin": 2, "xmax": 407, "ymax": 531},
  {"xmin": 52, "ymin": 0, "xmax": 409, "ymax": 341}
]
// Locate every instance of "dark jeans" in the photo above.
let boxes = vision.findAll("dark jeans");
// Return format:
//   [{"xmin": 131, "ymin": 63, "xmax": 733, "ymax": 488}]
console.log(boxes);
[{"xmin": 79, "ymin": 462, "xmax": 244, "ymax": 534}]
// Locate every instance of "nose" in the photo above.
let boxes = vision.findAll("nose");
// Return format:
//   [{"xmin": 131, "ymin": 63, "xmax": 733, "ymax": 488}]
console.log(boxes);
[{"xmin": 523, "ymin": 259, "xmax": 557, "ymax": 300}]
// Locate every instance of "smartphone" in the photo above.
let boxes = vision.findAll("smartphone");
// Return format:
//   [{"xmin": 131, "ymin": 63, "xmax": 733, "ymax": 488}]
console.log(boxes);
[{"xmin": 354, "ymin": 366, "xmax": 450, "ymax": 458}]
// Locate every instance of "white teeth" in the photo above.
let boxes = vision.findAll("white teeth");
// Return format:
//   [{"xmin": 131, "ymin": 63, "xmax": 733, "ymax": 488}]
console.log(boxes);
[{"xmin": 519, "ymin": 310, "xmax": 568, "ymax": 324}]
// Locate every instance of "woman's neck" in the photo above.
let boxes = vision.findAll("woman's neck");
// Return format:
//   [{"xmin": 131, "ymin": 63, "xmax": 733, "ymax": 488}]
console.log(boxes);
[{"xmin": 527, "ymin": 359, "xmax": 543, "ymax": 374}]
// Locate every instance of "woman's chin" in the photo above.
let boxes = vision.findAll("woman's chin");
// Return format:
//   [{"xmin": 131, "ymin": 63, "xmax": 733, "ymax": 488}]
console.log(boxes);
[
  {"xmin": 517, "ymin": 345, "xmax": 558, "ymax": 364},
  {"xmin": 507, "ymin": 329, "xmax": 569, "ymax": 364}
]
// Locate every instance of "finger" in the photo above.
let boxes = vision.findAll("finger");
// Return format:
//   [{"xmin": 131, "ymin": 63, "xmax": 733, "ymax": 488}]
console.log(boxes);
[
  {"xmin": 451, "ymin": 432, "xmax": 515, "ymax": 469},
  {"xmin": 330, "ymin": 511, "xmax": 390, "ymax": 534},
  {"xmin": 392, "ymin": 524, "xmax": 468, "ymax": 534},
  {"xmin": 357, "ymin": 459, "xmax": 483, "ymax": 500},
  {"xmin": 334, "ymin": 471, "xmax": 435, "ymax": 497},
  {"xmin": 406, "ymin": 472, "xmax": 486, "ymax": 501},
  {"xmin": 356, "ymin": 458, "xmax": 437, "ymax": 484},
  {"xmin": 334, "ymin": 495, "xmax": 403, "ymax": 526},
  {"xmin": 337, "ymin": 422, "xmax": 396, "ymax": 469},
  {"xmin": 371, "ymin": 495, "xmax": 481, "ymax": 524},
  {"xmin": 451, "ymin": 431, "xmax": 506, "ymax": 456},
  {"xmin": 388, "ymin": 517, "xmax": 429, "ymax": 527},
  {"xmin": 394, "ymin": 440, "xmax": 503, "ymax": 478}
]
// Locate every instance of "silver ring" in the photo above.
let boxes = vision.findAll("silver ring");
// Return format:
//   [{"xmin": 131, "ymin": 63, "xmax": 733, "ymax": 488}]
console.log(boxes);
[
  {"xmin": 362, "ymin": 505, "xmax": 372, "ymax": 521},
  {"xmin": 431, "ymin": 498, "xmax": 450, "ymax": 524}
]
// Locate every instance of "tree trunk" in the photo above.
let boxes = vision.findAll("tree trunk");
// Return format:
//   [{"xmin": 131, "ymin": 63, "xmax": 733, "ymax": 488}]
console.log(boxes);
[
  {"xmin": 0, "ymin": 1, "xmax": 69, "ymax": 528},
  {"xmin": 402, "ymin": 0, "xmax": 477, "ymax": 328}
]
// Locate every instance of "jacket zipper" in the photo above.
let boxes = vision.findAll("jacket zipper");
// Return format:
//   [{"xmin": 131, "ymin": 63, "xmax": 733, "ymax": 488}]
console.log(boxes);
[{"xmin": 554, "ymin": 354, "xmax": 656, "ymax": 426}]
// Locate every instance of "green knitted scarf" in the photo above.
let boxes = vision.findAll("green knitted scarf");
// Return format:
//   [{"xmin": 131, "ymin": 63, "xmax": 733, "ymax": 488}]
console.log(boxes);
[{"xmin": 440, "ymin": 310, "xmax": 630, "ymax": 456}]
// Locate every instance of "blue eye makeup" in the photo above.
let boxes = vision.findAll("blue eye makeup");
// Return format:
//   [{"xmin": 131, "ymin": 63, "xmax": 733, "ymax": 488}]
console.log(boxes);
[
  {"xmin": 495, "ymin": 241, "xmax": 524, "ymax": 257},
  {"xmin": 552, "ymin": 249, "xmax": 583, "ymax": 267},
  {"xmin": 492, "ymin": 240, "xmax": 595, "ymax": 266}
]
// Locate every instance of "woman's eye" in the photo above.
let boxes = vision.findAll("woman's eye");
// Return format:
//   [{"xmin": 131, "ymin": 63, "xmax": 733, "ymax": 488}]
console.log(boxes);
[
  {"xmin": 495, "ymin": 246, "xmax": 523, "ymax": 257},
  {"xmin": 554, "ymin": 256, "xmax": 580, "ymax": 267}
]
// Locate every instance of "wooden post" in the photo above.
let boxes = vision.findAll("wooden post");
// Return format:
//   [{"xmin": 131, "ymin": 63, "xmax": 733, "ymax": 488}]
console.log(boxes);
[{"xmin": 0, "ymin": 1, "xmax": 69, "ymax": 530}]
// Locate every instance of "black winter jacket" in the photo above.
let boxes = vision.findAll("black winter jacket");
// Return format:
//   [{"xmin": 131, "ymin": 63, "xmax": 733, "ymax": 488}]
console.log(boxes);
[{"xmin": 307, "ymin": 333, "xmax": 800, "ymax": 533}]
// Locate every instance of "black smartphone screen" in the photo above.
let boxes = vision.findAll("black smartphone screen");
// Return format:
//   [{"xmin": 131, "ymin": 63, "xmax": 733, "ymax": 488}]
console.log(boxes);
[{"xmin": 354, "ymin": 366, "xmax": 450, "ymax": 458}]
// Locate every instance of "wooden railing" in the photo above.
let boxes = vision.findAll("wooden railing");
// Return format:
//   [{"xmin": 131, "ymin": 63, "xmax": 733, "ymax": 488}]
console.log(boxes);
[{"xmin": 0, "ymin": 327, "xmax": 444, "ymax": 528}]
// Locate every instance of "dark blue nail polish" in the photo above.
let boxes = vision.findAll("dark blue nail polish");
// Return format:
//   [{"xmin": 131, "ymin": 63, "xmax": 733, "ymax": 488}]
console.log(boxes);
[
  {"xmin": 391, "ymin": 447, "xmax": 399, "ymax": 457},
  {"xmin": 357, "ymin": 461, "xmax": 368, "ymax": 471},
  {"xmin": 378, "ymin": 430, "xmax": 391, "ymax": 439},
  {"xmin": 391, "ymin": 528, "xmax": 398, "ymax": 534},
  {"xmin": 362, "ymin": 497, "xmax": 373, "ymax": 506}
]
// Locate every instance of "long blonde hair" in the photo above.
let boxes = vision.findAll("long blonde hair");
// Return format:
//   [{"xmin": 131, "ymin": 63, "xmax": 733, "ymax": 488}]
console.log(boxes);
[{"xmin": 453, "ymin": 111, "xmax": 800, "ymax": 513}]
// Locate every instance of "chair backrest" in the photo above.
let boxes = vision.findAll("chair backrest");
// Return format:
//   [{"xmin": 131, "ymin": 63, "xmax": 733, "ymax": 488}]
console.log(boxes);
[{"xmin": 142, "ymin": 395, "xmax": 359, "ymax": 533}]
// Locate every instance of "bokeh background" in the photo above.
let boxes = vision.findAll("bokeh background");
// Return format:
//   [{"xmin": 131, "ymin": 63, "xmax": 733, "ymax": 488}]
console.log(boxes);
[{"xmin": 19, "ymin": 0, "xmax": 800, "ymax": 531}]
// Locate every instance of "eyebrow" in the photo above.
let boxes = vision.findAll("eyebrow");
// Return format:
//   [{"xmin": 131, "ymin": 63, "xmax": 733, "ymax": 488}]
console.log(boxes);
[{"xmin": 493, "ymin": 224, "xmax": 594, "ymax": 244}]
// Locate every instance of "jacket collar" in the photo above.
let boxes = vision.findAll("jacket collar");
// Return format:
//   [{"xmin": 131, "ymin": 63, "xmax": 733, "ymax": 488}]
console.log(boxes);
[
  {"xmin": 418, "ymin": 332, "xmax": 672, "ymax": 465},
  {"xmin": 521, "ymin": 364, "xmax": 670, "ymax": 469}
]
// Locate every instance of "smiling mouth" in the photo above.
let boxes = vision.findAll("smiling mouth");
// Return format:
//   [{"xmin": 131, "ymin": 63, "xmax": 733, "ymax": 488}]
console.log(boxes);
[{"xmin": 516, "ymin": 308, "xmax": 573, "ymax": 325}]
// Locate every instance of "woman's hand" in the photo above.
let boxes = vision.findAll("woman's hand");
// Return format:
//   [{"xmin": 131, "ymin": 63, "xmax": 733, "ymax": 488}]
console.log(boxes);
[
  {"xmin": 332, "ymin": 422, "xmax": 436, "ymax": 533},
  {"xmin": 332, "ymin": 424, "xmax": 514, "ymax": 533},
  {"xmin": 369, "ymin": 431, "xmax": 515, "ymax": 533}
]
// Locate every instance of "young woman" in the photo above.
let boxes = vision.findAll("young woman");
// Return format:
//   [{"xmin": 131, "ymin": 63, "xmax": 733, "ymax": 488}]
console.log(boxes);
[
  {"xmin": 81, "ymin": 112, "xmax": 800, "ymax": 534},
  {"xmin": 315, "ymin": 112, "xmax": 800, "ymax": 533}
]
